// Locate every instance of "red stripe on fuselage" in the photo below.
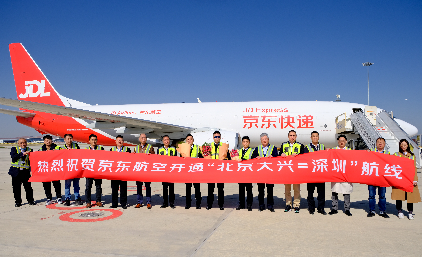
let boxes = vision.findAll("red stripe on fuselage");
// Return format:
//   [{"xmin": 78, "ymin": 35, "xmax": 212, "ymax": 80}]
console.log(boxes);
[{"xmin": 16, "ymin": 112, "xmax": 134, "ymax": 146}]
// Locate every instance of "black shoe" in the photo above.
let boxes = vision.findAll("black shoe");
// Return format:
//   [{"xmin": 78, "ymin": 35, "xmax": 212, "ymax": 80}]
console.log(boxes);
[
  {"xmin": 379, "ymin": 212, "xmax": 390, "ymax": 218},
  {"xmin": 206, "ymin": 205, "xmax": 212, "ymax": 210},
  {"xmin": 110, "ymin": 205, "xmax": 118, "ymax": 208},
  {"xmin": 160, "ymin": 204, "xmax": 168, "ymax": 208},
  {"xmin": 247, "ymin": 205, "xmax": 252, "ymax": 211},
  {"xmin": 64, "ymin": 199, "xmax": 71, "ymax": 206},
  {"xmin": 122, "ymin": 205, "xmax": 127, "ymax": 209},
  {"xmin": 236, "ymin": 205, "xmax": 241, "ymax": 210},
  {"xmin": 269, "ymin": 208, "xmax": 275, "ymax": 212},
  {"xmin": 284, "ymin": 205, "xmax": 292, "ymax": 212},
  {"xmin": 317, "ymin": 209, "xmax": 327, "ymax": 215},
  {"xmin": 220, "ymin": 206, "xmax": 224, "ymax": 210},
  {"xmin": 28, "ymin": 201, "xmax": 36, "ymax": 205},
  {"xmin": 15, "ymin": 203, "xmax": 22, "ymax": 207},
  {"xmin": 185, "ymin": 205, "xmax": 190, "ymax": 209},
  {"xmin": 367, "ymin": 211, "xmax": 376, "ymax": 217},
  {"xmin": 76, "ymin": 198, "xmax": 83, "ymax": 206},
  {"xmin": 345, "ymin": 210, "xmax": 352, "ymax": 216},
  {"xmin": 309, "ymin": 209, "xmax": 315, "ymax": 215},
  {"xmin": 170, "ymin": 204, "xmax": 176, "ymax": 209},
  {"xmin": 196, "ymin": 206, "xmax": 201, "ymax": 209},
  {"xmin": 328, "ymin": 209, "xmax": 338, "ymax": 215},
  {"xmin": 258, "ymin": 205, "xmax": 265, "ymax": 212},
  {"xmin": 294, "ymin": 207, "xmax": 300, "ymax": 213}
]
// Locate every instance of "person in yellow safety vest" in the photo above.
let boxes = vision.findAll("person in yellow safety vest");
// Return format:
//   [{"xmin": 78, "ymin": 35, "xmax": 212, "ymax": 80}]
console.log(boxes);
[
  {"xmin": 61, "ymin": 134, "xmax": 82, "ymax": 206},
  {"xmin": 185, "ymin": 134, "xmax": 203, "ymax": 209},
  {"xmin": 251, "ymin": 133, "xmax": 279, "ymax": 212},
  {"xmin": 305, "ymin": 131, "xmax": 327, "ymax": 215},
  {"xmin": 392, "ymin": 139, "xmax": 420, "ymax": 220},
  {"xmin": 158, "ymin": 135, "xmax": 177, "ymax": 209},
  {"xmin": 9, "ymin": 138, "xmax": 35, "ymax": 207},
  {"xmin": 366, "ymin": 137, "xmax": 390, "ymax": 218},
  {"xmin": 279, "ymin": 130, "xmax": 308, "ymax": 213},
  {"xmin": 236, "ymin": 136, "xmax": 253, "ymax": 211},
  {"xmin": 207, "ymin": 131, "xmax": 231, "ymax": 210},
  {"xmin": 110, "ymin": 135, "xmax": 131, "ymax": 209},
  {"xmin": 85, "ymin": 134, "xmax": 105, "ymax": 208},
  {"xmin": 39, "ymin": 134, "xmax": 62, "ymax": 206},
  {"xmin": 329, "ymin": 135, "xmax": 353, "ymax": 216},
  {"xmin": 134, "ymin": 133, "xmax": 155, "ymax": 209}
]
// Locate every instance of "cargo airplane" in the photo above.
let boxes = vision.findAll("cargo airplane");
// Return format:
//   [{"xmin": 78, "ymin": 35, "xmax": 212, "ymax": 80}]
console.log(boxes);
[{"xmin": 0, "ymin": 43, "xmax": 418, "ymax": 150}]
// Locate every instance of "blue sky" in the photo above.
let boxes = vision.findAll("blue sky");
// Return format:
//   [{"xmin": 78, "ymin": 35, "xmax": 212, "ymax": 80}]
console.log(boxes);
[{"xmin": 0, "ymin": 1, "xmax": 421, "ymax": 138}]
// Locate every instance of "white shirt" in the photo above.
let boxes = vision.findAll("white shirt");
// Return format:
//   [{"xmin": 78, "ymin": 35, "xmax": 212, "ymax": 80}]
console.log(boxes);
[{"xmin": 262, "ymin": 145, "xmax": 269, "ymax": 155}]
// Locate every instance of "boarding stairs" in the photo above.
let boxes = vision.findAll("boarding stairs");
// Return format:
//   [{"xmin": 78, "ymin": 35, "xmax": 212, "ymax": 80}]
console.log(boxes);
[
  {"xmin": 349, "ymin": 110, "xmax": 386, "ymax": 152},
  {"xmin": 376, "ymin": 111, "xmax": 421, "ymax": 168},
  {"xmin": 336, "ymin": 108, "xmax": 421, "ymax": 168}
]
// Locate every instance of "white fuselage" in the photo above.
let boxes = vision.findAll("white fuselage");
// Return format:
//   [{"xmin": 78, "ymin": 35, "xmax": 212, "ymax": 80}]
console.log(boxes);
[{"xmin": 75, "ymin": 100, "xmax": 372, "ymax": 148}]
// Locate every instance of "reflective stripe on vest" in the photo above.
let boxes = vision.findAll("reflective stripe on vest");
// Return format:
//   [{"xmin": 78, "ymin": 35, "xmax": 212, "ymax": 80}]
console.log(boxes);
[
  {"xmin": 211, "ymin": 142, "xmax": 223, "ymax": 159},
  {"xmin": 282, "ymin": 142, "xmax": 302, "ymax": 155},
  {"xmin": 11, "ymin": 147, "xmax": 31, "ymax": 169},
  {"xmin": 136, "ymin": 144, "xmax": 151, "ymax": 153},
  {"xmin": 258, "ymin": 145, "xmax": 274, "ymax": 158},
  {"xmin": 191, "ymin": 145, "xmax": 199, "ymax": 158},
  {"xmin": 111, "ymin": 146, "xmax": 128, "ymax": 152},
  {"xmin": 239, "ymin": 148, "xmax": 253, "ymax": 160},
  {"xmin": 306, "ymin": 143, "xmax": 325, "ymax": 152},
  {"xmin": 63, "ymin": 143, "xmax": 78, "ymax": 149},
  {"xmin": 85, "ymin": 145, "xmax": 104, "ymax": 150},
  {"xmin": 334, "ymin": 146, "xmax": 351, "ymax": 150},
  {"xmin": 394, "ymin": 152, "xmax": 415, "ymax": 160},
  {"xmin": 371, "ymin": 148, "xmax": 390, "ymax": 155},
  {"xmin": 158, "ymin": 147, "xmax": 176, "ymax": 156}
]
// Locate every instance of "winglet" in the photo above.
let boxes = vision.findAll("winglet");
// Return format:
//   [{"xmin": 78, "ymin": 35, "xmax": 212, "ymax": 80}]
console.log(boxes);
[{"xmin": 9, "ymin": 43, "xmax": 65, "ymax": 107}]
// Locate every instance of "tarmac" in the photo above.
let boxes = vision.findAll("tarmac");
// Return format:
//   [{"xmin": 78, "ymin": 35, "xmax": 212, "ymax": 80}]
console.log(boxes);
[{"xmin": 0, "ymin": 144, "xmax": 421, "ymax": 256}]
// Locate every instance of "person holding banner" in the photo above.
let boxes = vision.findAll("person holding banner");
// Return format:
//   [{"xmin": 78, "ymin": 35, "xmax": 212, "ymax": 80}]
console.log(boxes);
[
  {"xmin": 367, "ymin": 137, "xmax": 390, "ymax": 218},
  {"xmin": 110, "ymin": 135, "xmax": 130, "ymax": 209},
  {"xmin": 329, "ymin": 135, "xmax": 353, "ymax": 216},
  {"xmin": 280, "ymin": 130, "xmax": 308, "ymax": 213},
  {"xmin": 158, "ymin": 135, "xmax": 177, "ymax": 209},
  {"xmin": 251, "ymin": 133, "xmax": 278, "ymax": 212},
  {"xmin": 9, "ymin": 138, "xmax": 35, "ymax": 207},
  {"xmin": 85, "ymin": 134, "xmax": 104, "ymax": 208},
  {"xmin": 305, "ymin": 131, "xmax": 327, "ymax": 215},
  {"xmin": 62, "ymin": 134, "xmax": 82, "ymax": 206},
  {"xmin": 236, "ymin": 136, "xmax": 254, "ymax": 211},
  {"xmin": 134, "ymin": 134, "xmax": 155, "ymax": 209},
  {"xmin": 392, "ymin": 139, "xmax": 420, "ymax": 220},
  {"xmin": 184, "ymin": 134, "xmax": 203, "ymax": 209},
  {"xmin": 207, "ymin": 131, "xmax": 230, "ymax": 210},
  {"xmin": 39, "ymin": 135, "xmax": 62, "ymax": 205}
]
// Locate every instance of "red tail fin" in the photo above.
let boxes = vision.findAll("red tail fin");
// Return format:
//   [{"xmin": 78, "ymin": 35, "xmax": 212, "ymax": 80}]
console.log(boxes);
[{"xmin": 9, "ymin": 43, "xmax": 65, "ymax": 107}]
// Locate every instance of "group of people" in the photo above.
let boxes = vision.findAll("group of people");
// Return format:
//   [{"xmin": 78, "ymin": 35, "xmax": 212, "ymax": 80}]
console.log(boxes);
[{"xmin": 9, "ymin": 130, "xmax": 420, "ymax": 219}]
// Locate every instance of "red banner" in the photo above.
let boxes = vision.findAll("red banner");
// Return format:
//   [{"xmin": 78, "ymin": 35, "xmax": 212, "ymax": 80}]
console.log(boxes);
[{"xmin": 28, "ymin": 149, "xmax": 415, "ymax": 192}]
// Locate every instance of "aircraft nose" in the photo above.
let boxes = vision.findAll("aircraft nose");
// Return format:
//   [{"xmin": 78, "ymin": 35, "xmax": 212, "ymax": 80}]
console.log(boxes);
[{"xmin": 395, "ymin": 118, "xmax": 418, "ymax": 137}]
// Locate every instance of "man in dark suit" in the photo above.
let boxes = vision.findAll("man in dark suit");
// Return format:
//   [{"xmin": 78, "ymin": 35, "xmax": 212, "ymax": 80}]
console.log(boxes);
[
  {"xmin": 251, "ymin": 133, "xmax": 278, "ymax": 212},
  {"xmin": 184, "ymin": 134, "xmax": 203, "ymax": 209},
  {"xmin": 110, "ymin": 135, "xmax": 131, "ymax": 209},
  {"xmin": 9, "ymin": 138, "xmax": 35, "ymax": 207},
  {"xmin": 39, "ymin": 135, "xmax": 62, "ymax": 205},
  {"xmin": 158, "ymin": 135, "xmax": 178, "ymax": 209}
]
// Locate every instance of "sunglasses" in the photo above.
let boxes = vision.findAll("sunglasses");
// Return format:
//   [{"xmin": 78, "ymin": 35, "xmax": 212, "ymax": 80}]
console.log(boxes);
[{"xmin": 214, "ymin": 136, "xmax": 221, "ymax": 138}]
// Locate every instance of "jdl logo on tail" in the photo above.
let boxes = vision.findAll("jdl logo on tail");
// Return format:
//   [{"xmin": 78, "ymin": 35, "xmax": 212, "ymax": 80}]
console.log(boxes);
[{"xmin": 19, "ymin": 80, "xmax": 51, "ymax": 98}]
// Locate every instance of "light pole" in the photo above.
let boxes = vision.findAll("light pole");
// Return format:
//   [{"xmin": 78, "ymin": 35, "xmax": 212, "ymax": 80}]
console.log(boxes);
[{"xmin": 362, "ymin": 62, "xmax": 374, "ymax": 106}]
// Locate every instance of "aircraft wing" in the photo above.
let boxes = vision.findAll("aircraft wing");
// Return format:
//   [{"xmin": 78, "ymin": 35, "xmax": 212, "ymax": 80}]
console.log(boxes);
[
  {"xmin": 0, "ymin": 107, "xmax": 36, "ymax": 118},
  {"xmin": 0, "ymin": 98, "xmax": 191, "ymax": 132}
]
